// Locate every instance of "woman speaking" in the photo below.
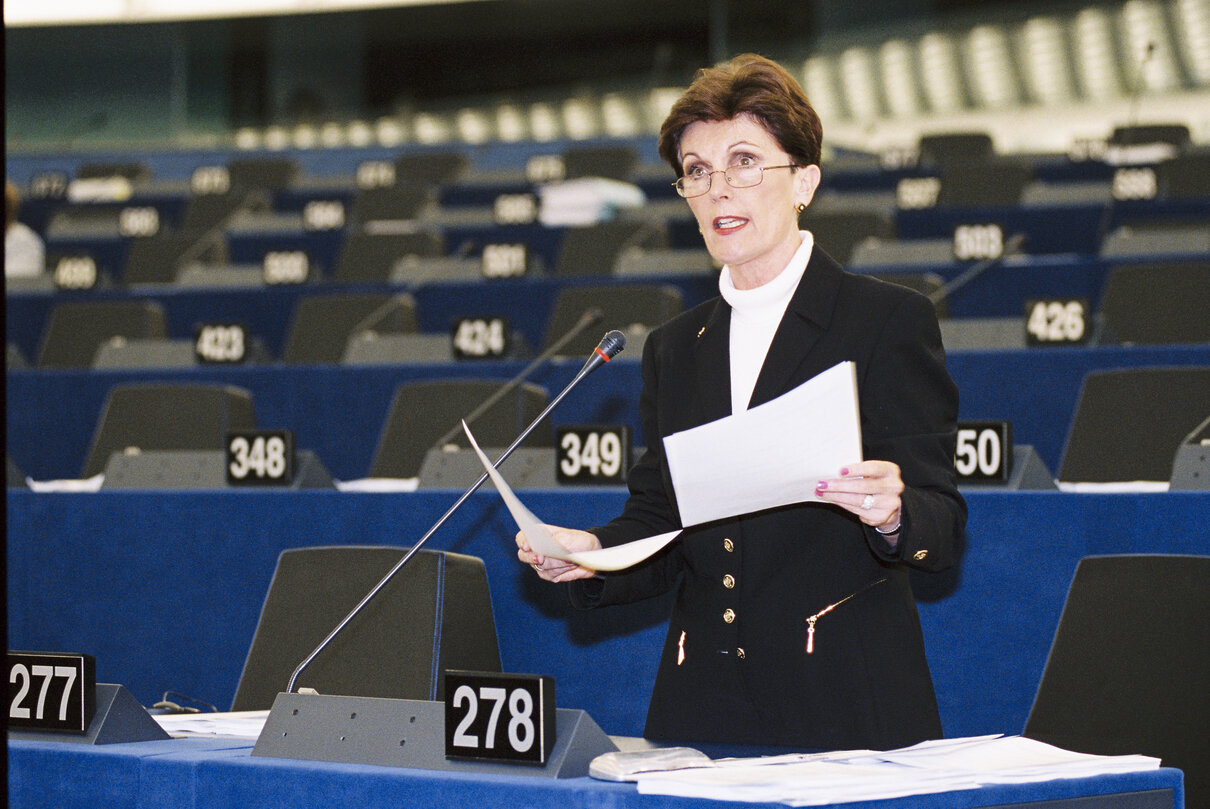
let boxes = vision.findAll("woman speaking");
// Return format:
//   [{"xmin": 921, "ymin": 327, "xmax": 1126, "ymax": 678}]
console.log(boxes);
[{"xmin": 518, "ymin": 53, "xmax": 966, "ymax": 752}]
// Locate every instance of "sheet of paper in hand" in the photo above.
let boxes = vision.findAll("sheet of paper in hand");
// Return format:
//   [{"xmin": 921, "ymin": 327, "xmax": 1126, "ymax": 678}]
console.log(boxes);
[
  {"xmin": 663, "ymin": 361, "xmax": 862, "ymax": 527},
  {"xmin": 462, "ymin": 421, "xmax": 681, "ymax": 571}
]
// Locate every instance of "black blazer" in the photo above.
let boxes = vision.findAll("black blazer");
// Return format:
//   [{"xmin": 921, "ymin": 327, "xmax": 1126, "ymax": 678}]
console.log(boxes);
[{"xmin": 574, "ymin": 247, "xmax": 966, "ymax": 751}]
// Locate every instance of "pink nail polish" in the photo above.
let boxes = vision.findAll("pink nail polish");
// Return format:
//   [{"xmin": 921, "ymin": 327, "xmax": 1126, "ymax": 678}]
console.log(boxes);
[
  {"xmin": 840, "ymin": 467, "xmax": 850, "ymax": 476},
  {"xmin": 816, "ymin": 481, "xmax": 827, "ymax": 491}
]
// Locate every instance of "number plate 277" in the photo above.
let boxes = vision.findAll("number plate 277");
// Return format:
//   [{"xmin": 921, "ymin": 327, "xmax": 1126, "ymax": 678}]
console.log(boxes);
[{"xmin": 8, "ymin": 651, "xmax": 96, "ymax": 733}]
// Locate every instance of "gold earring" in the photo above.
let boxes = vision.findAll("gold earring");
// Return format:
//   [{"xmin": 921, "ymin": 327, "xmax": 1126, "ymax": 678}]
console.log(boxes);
[{"xmin": 795, "ymin": 202, "xmax": 807, "ymax": 213}]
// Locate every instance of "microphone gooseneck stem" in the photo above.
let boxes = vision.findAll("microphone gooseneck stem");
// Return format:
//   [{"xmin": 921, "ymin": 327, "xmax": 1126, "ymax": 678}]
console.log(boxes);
[
  {"xmin": 431, "ymin": 307, "xmax": 602, "ymax": 449},
  {"xmin": 285, "ymin": 336, "xmax": 620, "ymax": 695},
  {"xmin": 928, "ymin": 233, "xmax": 1026, "ymax": 305}
]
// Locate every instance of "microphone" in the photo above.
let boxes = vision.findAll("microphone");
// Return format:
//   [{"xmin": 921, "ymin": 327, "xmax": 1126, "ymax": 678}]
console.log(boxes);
[
  {"xmin": 928, "ymin": 233, "xmax": 1026, "ymax": 306},
  {"xmin": 430, "ymin": 306, "xmax": 604, "ymax": 449},
  {"xmin": 581, "ymin": 327, "xmax": 626, "ymax": 374},
  {"xmin": 1179, "ymin": 411, "xmax": 1210, "ymax": 448},
  {"xmin": 285, "ymin": 330, "xmax": 625, "ymax": 695},
  {"xmin": 348, "ymin": 295, "xmax": 412, "ymax": 338},
  {"xmin": 1127, "ymin": 41, "xmax": 1156, "ymax": 131}
]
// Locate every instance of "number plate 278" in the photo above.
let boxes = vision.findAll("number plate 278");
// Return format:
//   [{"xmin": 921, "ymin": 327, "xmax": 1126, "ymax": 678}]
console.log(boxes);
[{"xmin": 444, "ymin": 671, "xmax": 555, "ymax": 764}]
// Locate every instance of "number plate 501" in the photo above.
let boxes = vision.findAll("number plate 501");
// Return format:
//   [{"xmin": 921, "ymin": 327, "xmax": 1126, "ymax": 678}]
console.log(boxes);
[{"xmin": 444, "ymin": 671, "xmax": 555, "ymax": 765}]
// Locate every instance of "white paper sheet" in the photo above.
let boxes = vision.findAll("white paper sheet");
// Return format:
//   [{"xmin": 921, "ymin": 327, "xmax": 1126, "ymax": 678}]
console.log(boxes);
[
  {"xmin": 152, "ymin": 710, "xmax": 269, "ymax": 739},
  {"xmin": 663, "ymin": 361, "xmax": 862, "ymax": 527},
  {"xmin": 631, "ymin": 735, "xmax": 1160, "ymax": 805},
  {"xmin": 463, "ymin": 422, "xmax": 681, "ymax": 571},
  {"xmin": 847, "ymin": 734, "xmax": 1164, "ymax": 782}
]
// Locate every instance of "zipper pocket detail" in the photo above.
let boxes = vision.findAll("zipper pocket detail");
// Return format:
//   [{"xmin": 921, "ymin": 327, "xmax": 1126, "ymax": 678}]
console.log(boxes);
[{"xmin": 805, "ymin": 577, "xmax": 888, "ymax": 654}]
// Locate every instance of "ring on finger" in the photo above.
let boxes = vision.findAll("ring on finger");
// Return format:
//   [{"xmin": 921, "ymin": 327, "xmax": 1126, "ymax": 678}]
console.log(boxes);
[{"xmin": 861, "ymin": 494, "xmax": 875, "ymax": 510}]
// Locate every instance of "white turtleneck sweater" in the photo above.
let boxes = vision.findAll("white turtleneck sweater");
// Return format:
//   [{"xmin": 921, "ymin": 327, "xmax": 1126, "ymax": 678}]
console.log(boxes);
[{"xmin": 718, "ymin": 230, "xmax": 814, "ymax": 415}]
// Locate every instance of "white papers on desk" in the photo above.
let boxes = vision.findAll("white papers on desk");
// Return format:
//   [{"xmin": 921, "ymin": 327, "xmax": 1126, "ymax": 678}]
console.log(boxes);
[
  {"xmin": 849, "ymin": 734, "xmax": 1162, "ymax": 782},
  {"xmin": 334, "ymin": 477, "xmax": 420, "ymax": 492},
  {"xmin": 152, "ymin": 710, "xmax": 269, "ymax": 739},
  {"xmin": 463, "ymin": 422, "xmax": 681, "ymax": 571},
  {"xmin": 26, "ymin": 474, "xmax": 105, "ymax": 492},
  {"xmin": 663, "ymin": 361, "xmax": 862, "ymax": 527},
  {"xmin": 631, "ymin": 735, "xmax": 1160, "ymax": 806}
]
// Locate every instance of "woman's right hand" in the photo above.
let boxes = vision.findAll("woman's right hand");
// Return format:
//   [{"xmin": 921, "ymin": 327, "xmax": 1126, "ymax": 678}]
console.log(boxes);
[{"xmin": 516, "ymin": 527, "xmax": 602, "ymax": 582}]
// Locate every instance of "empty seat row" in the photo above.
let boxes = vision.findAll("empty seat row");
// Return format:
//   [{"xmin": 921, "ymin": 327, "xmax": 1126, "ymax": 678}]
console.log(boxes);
[
  {"xmin": 18, "ymin": 362, "xmax": 1208, "ymax": 488},
  {"xmin": 10, "ymin": 283, "xmax": 688, "ymax": 370},
  {"xmin": 68, "ymin": 378, "xmax": 551, "ymax": 482},
  {"xmin": 9, "ymin": 260, "xmax": 1206, "ymax": 373}
]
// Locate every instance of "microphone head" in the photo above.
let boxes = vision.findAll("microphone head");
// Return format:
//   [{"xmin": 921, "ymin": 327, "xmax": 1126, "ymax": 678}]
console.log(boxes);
[{"xmin": 597, "ymin": 329, "xmax": 626, "ymax": 360}]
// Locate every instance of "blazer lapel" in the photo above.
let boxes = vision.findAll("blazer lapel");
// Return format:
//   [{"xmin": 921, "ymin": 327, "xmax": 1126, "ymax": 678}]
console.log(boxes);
[
  {"xmin": 692, "ymin": 298, "xmax": 733, "ymax": 425},
  {"xmin": 748, "ymin": 249, "xmax": 844, "ymax": 409}
]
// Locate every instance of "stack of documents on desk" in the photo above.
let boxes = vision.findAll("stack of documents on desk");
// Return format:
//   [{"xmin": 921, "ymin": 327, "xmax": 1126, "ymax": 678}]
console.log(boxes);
[
  {"xmin": 153, "ymin": 711, "xmax": 269, "ymax": 739},
  {"xmin": 632, "ymin": 735, "xmax": 1160, "ymax": 805}
]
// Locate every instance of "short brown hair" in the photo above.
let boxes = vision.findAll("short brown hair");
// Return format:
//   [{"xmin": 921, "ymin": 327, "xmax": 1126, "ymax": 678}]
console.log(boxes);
[{"xmin": 658, "ymin": 53, "xmax": 823, "ymax": 176}]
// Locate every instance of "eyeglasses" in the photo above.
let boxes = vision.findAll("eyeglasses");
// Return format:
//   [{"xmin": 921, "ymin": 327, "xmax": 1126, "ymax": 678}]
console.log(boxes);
[{"xmin": 673, "ymin": 163, "xmax": 798, "ymax": 198}]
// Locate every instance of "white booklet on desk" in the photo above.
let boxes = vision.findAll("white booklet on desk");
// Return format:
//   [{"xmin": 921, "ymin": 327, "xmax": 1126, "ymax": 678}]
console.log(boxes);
[{"xmin": 664, "ymin": 361, "xmax": 862, "ymax": 527}]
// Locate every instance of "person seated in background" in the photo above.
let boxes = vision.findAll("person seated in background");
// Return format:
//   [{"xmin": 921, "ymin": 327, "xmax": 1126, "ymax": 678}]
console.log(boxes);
[
  {"xmin": 517, "ymin": 53, "xmax": 966, "ymax": 752},
  {"xmin": 6, "ymin": 180, "xmax": 46, "ymax": 279}
]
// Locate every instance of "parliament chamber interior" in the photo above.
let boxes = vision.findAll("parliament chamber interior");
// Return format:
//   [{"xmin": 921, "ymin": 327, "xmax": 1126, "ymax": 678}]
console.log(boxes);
[{"xmin": 6, "ymin": 0, "xmax": 1210, "ymax": 807}]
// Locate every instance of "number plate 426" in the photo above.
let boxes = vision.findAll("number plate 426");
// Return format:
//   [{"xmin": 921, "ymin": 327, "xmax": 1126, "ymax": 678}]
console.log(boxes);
[{"xmin": 1025, "ymin": 299, "xmax": 1090, "ymax": 346}]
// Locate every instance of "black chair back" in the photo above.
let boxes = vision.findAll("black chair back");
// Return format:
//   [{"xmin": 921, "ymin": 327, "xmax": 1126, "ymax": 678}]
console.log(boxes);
[
  {"xmin": 1025, "ymin": 555, "xmax": 1210, "ymax": 809},
  {"xmin": 231, "ymin": 546, "xmax": 500, "ymax": 711},
  {"xmin": 82, "ymin": 383, "xmax": 255, "ymax": 478},
  {"xmin": 370, "ymin": 379, "xmax": 550, "ymax": 479}
]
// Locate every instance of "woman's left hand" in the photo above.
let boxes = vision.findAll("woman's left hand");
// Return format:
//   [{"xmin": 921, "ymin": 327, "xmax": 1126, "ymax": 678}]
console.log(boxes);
[{"xmin": 816, "ymin": 460, "xmax": 903, "ymax": 533}]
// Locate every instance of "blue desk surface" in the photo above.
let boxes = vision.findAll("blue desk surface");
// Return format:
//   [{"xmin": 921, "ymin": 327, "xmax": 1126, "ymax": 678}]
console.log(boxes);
[
  {"xmin": 6, "ymin": 737, "xmax": 1185, "ymax": 809},
  {"xmin": 7, "ymin": 488, "xmax": 1209, "ymax": 743}
]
